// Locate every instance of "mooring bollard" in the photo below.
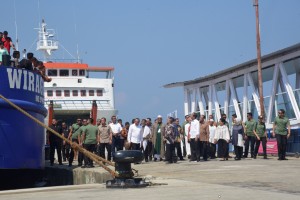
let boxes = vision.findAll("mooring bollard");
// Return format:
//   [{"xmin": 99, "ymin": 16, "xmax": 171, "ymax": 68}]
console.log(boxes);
[{"xmin": 106, "ymin": 150, "xmax": 148, "ymax": 188}]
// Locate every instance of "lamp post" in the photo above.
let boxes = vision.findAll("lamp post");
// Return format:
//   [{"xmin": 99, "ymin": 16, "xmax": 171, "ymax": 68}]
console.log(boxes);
[{"xmin": 254, "ymin": 0, "xmax": 265, "ymax": 118}]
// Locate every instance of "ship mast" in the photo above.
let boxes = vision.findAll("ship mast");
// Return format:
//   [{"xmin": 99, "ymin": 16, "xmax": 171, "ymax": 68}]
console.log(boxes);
[{"xmin": 36, "ymin": 19, "xmax": 58, "ymax": 62}]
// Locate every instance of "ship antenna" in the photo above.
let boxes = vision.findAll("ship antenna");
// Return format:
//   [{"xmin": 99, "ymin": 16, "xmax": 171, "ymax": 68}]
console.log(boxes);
[
  {"xmin": 36, "ymin": 19, "xmax": 59, "ymax": 62},
  {"xmin": 13, "ymin": 0, "xmax": 19, "ymax": 50},
  {"xmin": 73, "ymin": 2, "xmax": 81, "ymax": 63}
]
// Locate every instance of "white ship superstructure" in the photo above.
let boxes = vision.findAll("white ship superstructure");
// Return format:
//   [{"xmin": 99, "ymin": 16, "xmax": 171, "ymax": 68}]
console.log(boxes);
[{"xmin": 36, "ymin": 20, "xmax": 117, "ymax": 124}]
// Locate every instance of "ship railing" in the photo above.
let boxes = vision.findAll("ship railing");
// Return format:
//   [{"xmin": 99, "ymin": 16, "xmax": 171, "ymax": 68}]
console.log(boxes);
[
  {"xmin": 44, "ymin": 99, "xmax": 112, "ymax": 110},
  {"xmin": 43, "ymin": 58, "xmax": 83, "ymax": 63}
]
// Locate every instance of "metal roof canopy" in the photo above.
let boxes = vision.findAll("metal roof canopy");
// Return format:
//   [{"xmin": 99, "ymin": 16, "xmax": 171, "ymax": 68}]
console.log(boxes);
[{"xmin": 164, "ymin": 43, "xmax": 300, "ymax": 89}]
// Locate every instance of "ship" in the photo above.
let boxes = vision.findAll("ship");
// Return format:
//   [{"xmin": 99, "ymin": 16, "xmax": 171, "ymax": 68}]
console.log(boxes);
[{"xmin": 37, "ymin": 20, "xmax": 117, "ymax": 125}]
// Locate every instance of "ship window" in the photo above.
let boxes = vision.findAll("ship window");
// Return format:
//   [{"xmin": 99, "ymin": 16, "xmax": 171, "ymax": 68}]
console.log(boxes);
[
  {"xmin": 64, "ymin": 90, "xmax": 70, "ymax": 97},
  {"xmin": 89, "ymin": 90, "xmax": 94, "ymax": 96},
  {"xmin": 96, "ymin": 90, "xmax": 103, "ymax": 96},
  {"xmin": 81, "ymin": 90, "xmax": 86, "ymax": 96},
  {"xmin": 56, "ymin": 90, "xmax": 62, "ymax": 97},
  {"xmin": 72, "ymin": 70, "xmax": 78, "ymax": 76},
  {"xmin": 59, "ymin": 70, "xmax": 69, "ymax": 76},
  {"xmin": 79, "ymin": 70, "xmax": 85, "ymax": 76},
  {"xmin": 48, "ymin": 69, "xmax": 57, "ymax": 76},
  {"xmin": 47, "ymin": 90, "xmax": 53, "ymax": 97},
  {"xmin": 73, "ymin": 90, "xmax": 78, "ymax": 96}
]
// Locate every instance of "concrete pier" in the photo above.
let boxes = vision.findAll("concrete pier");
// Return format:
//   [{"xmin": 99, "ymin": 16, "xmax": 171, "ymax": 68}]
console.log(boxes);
[{"xmin": 0, "ymin": 155, "xmax": 299, "ymax": 200}]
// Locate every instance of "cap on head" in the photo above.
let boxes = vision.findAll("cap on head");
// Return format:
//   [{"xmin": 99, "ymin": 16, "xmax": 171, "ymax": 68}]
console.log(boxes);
[
  {"xmin": 3, "ymin": 31, "xmax": 8, "ymax": 35},
  {"xmin": 157, "ymin": 115, "xmax": 162, "ymax": 118},
  {"xmin": 209, "ymin": 119, "xmax": 214, "ymax": 122}
]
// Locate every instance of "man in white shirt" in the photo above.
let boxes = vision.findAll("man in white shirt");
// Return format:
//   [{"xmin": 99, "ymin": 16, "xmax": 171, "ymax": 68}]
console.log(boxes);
[
  {"xmin": 184, "ymin": 116, "xmax": 191, "ymax": 158},
  {"xmin": 189, "ymin": 113, "xmax": 200, "ymax": 162},
  {"xmin": 208, "ymin": 119, "xmax": 217, "ymax": 159},
  {"xmin": 109, "ymin": 115, "xmax": 122, "ymax": 160},
  {"xmin": 128, "ymin": 118, "xmax": 143, "ymax": 151},
  {"xmin": 141, "ymin": 119, "xmax": 152, "ymax": 162}
]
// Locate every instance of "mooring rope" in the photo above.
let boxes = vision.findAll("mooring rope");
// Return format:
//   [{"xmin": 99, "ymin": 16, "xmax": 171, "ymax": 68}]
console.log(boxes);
[{"xmin": 0, "ymin": 94, "xmax": 118, "ymax": 178}]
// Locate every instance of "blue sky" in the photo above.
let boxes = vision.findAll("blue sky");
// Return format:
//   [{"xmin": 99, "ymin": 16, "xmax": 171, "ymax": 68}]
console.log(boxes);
[{"xmin": 2, "ymin": 0, "xmax": 300, "ymax": 123}]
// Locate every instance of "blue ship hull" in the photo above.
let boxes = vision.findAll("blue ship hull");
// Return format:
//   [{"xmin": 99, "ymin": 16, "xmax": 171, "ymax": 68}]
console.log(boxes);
[{"xmin": 0, "ymin": 66, "xmax": 47, "ymax": 169}]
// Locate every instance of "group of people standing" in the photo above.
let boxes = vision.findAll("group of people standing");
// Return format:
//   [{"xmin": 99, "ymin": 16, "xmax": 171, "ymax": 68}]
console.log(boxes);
[{"xmin": 46, "ymin": 108, "xmax": 291, "ymax": 167}]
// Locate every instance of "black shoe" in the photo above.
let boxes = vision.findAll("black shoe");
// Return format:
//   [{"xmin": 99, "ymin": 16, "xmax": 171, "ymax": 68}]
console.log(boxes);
[
  {"xmin": 180, "ymin": 158, "xmax": 185, "ymax": 161},
  {"xmin": 87, "ymin": 165, "xmax": 95, "ymax": 168},
  {"xmin": 253, "ymin": 156, "xmax": 257, "ymax": 159},
  {"xmin": 81, "ymin": 165, "xmax": 87, "ymax": 168},
  {"xmin": 160, "ymin": 158, "xmax": 163, "ymax": 161},
  {"xmin": 242, "ymin": 155, "xmax": 247, "ymax": 158}
]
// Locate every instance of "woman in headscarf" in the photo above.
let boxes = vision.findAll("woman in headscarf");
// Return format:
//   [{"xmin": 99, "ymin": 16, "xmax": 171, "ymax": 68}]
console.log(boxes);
[{"xmin": 231, "ymin": 118, "xmax": 245, "ymax": 160}]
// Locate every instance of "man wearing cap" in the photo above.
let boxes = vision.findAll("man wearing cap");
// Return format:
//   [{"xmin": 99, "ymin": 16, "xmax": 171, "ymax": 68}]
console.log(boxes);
[
  {"xmin": 1, "ymin": 31, "xmax": 16, "ymax": 55},
  {"xmin": 151, "ymin": 115, "xmax": 166, "ymax": 161}
]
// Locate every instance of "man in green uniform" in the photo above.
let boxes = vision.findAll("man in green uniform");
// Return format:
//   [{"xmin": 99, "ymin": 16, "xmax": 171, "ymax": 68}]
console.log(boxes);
[
  {"xmin": 272, "ymin": 109, "xmax": 291, "ymax": 160},
  {"xmin": 81, "ymin": 118, "xmax": 98, "ymax": 168},
  {"xmin": 253, "ymin": 115, "xmax": 267, "ymax": 159},
  {"xmin": 243, "ymin": 112, "xmax": 257, "ymax": 158},
  {"xmin": 68, "ymin": 119, "xmax": 82, "ymax": 167},
  {"xmin": 78, "ymin": 119, "xmax": 88, "ymax": 166}
]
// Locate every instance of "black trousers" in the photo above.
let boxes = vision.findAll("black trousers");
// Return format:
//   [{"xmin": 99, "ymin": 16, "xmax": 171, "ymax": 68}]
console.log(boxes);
[
  {"xmin": 131, "ymin": 143, "xmax": 141, "ymax": 151},
  {"xmin": 200, "ymin": 141, "xmax": 209, "ymax": 160},
  {"xmin": 62, "ymin": 143, "xmax": 70, "ymax": 161},
  {"xmin": 234, "ymin": 146, "xmax": 243, "ymax": 159},
  {"xmin": 174, "ymin": 141, "xmax": 183, "ymax": 160},
  {"xmin": 99, "ymin": 143, "xmax": 112, "ymax": 161},
  {"xmin": 112, "ymin": 136, "xmax": 121, "ymax": 158},
  {"xmin": 190, "ymin": 139, "xmax": 200, "ymax": 161},
  {"xmin": 217, "ymin": 139, "xmax": 228, "ymax": 158},
  {"xmin": 143, "ymin": 141, "xmax": 153, "ymax": 162},
  {"xmin": 165, "ymin": 143, "xmax": 177, "ymax": 163},
  {"xmin": 276, "ymin": 134, "xmax": 288, "ymax": 159},
  {"xmin": 50, "ymin": 141, "xmax": 62, "ymax": 164},
  {"xmin": 244, "ymin": 136, "xmax": 255, "ymax": 157},
  {"xmin": 254, "ymin": 137, "xmax": 267, "ymax": 156},
  {"xmin": 83, "ymin": 144, "xmax": 96, "ymax": 166},
  {"xmin": 209, "ymin": 143, "xmax": 217, "ymax": 158}
]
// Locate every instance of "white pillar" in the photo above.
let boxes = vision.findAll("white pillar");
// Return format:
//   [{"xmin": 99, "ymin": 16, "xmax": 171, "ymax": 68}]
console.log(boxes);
[
  {"xmin": 198, "ymin": 88, "xmax": 205, "ymax": 115},
  {"xmin": 208, "ymin": 85, "xmax": 213, "ymax": 116},
  {"xmin": 296, "ymin": 71, "xmax": 300, "ymax": 104},
  {"xmin": 266, "ymin": 64, "xmax": 279, "ymax": 124},
  {"xmin": 247, "ymin": 73, "xmax": 261, "ymax": 115},
  {"xmin": 191, "ymin": 88, "xmax": 196, "ymax": 113},
  {"xmin": 279, "ymin": 62, "xmax": 300, "ymax": 119},
  {"xmin": 184, "ymin": 88, "xmax": 189, "ymax": 116},
  {"xmin": 243, "ymin": 74, "xmax": 248, "ymax": 122},
  {"xmin": 229, "ymin": 79, "xmax": 242, "ymax": 120},
  {"xmin": 212, "ymin": 84, "xmax": 221, "ymax": 122},
  {"xmin": 224, "ymin": 80, "xmax": 230, "ymax": 117}
]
